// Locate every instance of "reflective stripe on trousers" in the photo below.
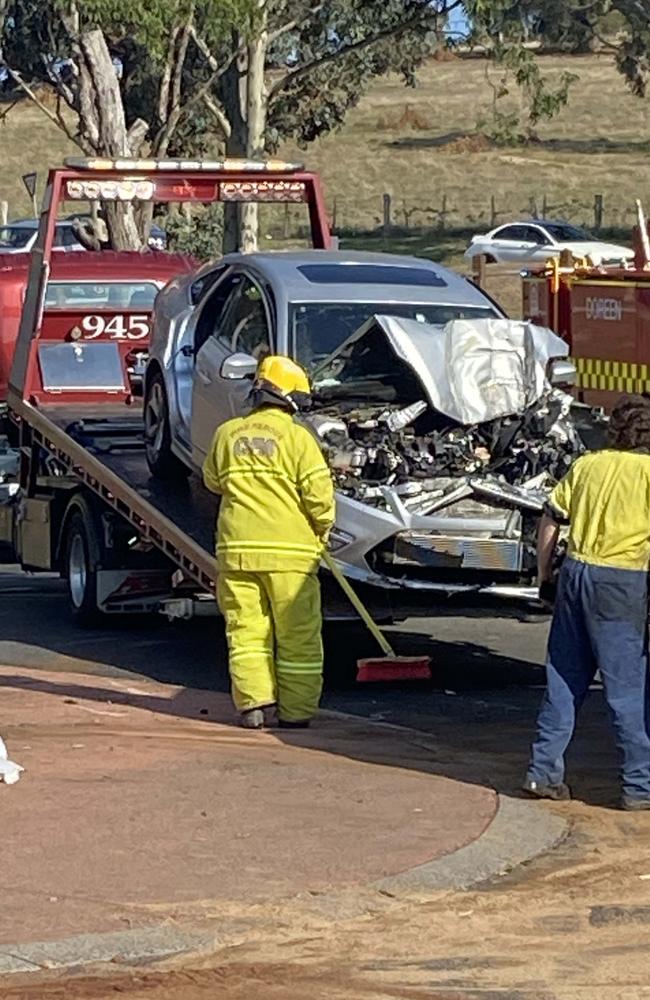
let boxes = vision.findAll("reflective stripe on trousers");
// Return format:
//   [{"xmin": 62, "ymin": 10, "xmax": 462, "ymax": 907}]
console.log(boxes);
[
  {"xmin": 528, "ymin": 557, "xmax": 650, "ymax": 799},
  {"xmin": 217, "ymin": 570, "xmax": 324, "ymax": 722}
]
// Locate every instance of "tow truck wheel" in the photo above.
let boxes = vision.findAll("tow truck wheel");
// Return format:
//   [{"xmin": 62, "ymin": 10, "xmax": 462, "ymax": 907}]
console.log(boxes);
[
  {"xmin": 64, "ymin": 507, "xmax": 103, "ymax": 627},
  {"xmin": 144, "ymin": 371, "xmax": 190, "ymax": 481}
]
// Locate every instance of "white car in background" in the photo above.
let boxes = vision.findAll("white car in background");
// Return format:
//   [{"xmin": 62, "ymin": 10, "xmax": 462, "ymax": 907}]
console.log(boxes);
[{"xmin": 464, "ymin": 219, "xmax": 633, "ymax": 267}]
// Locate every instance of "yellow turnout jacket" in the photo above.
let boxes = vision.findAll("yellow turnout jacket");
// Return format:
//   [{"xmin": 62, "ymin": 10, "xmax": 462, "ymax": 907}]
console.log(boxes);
[{"xmin": 203, "ymin": 406, "xmax": 335, "ymax": 573}]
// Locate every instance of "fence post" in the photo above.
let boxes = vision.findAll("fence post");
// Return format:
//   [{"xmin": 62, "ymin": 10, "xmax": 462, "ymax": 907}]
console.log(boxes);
[
  {"xmin": 283, "ymin": 202, "xmax": 290, "ymax": 239},
  {"xmin": 542, "ymin": 193, "xmax": 548, "ymax": 218},
  {"xmin": 382, "ymin": 193, "xmax": 392, "ymax": 234},
  {"xmin": 594, "ymin": 194, "xmax": 603, "ymax": 232},
  {"xmin": 490, "ymin": 194, "xmax": 496, "ymax": 228},
  {"xmin": 439, "ymin": 194, "xmax": 448, "ymax": 231},
  {"xmin": 473, "ymin": 254, "xmax": 487, "ymax": 288},
  {"xmin": 332, "ymin": 196, "xmax": 338, "ymax": 232},
  {"xmin": 0, "ymin": 201, "xmax": 7, "ymax": 226}
]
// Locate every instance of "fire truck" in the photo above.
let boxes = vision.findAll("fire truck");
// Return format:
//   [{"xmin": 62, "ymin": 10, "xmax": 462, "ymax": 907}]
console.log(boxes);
[
  {"xmin": 0, "ymin": 157, "xmax": 336, "ymax": 621},
  {"xmin": 522, "ymin": 226, "xmax": 650, "ymax": 411}
]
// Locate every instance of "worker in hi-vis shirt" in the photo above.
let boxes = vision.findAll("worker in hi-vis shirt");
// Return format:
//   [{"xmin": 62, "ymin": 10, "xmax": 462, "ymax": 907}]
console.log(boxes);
[
  {"xmin": 203, "ymin": 356, "xmax": 335, "ymax": 730},
  {"xmin": 526, "ymin": 394, "xmax": 650, "ymax": 810}
]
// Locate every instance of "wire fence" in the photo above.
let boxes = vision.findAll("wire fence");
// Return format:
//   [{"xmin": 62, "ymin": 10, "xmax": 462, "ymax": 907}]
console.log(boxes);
[{"xmin": 261, "ymin": 190, "xmax": 640, "ymax": 243}]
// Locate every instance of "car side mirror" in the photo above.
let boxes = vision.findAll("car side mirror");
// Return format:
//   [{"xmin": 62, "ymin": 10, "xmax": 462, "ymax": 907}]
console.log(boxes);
[
  {"xmin": 220, "ymin": 352, "xmax": 258, "ymax": 380},
  {"xmin": 549, "ymin": 358, "xmax": 576, "ymax": 387}
]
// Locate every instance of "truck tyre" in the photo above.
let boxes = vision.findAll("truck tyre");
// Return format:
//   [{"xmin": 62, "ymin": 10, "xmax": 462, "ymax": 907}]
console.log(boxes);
[
  {"xmin": 144, "ymin": 371, "xmax": 190, "ymax": 481},
  {"xmin": 64, "ymin": 503, "xmax": 104, "ymax": 627}
]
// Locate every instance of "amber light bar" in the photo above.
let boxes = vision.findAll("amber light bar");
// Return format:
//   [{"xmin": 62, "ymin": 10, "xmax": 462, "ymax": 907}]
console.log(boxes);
[{"xmin": 64, "ymin": 157, "xmax": 305, "ymax": 173}]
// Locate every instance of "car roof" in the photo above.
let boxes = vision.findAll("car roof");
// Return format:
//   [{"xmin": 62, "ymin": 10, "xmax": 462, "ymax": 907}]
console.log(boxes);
[
  {"xmin": 495, "ymin": 219, "xmax": 577, "ymax": 229},
  {"xmin": 5, "ymin": 218, "xmax": 73, "ymax": 229},
  {"xmin": 220, "ymin": 250, "xmax": 489, "ymax": 307},
  {"xmin": 0, "ymin": 250, "xmax": 196, "ymax": 281}
]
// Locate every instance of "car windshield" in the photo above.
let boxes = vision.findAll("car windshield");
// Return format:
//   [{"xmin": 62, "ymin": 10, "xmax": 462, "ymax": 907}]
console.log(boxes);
[
  {"xmin": 0, "ymin": 226, "xmax": 34, "ymax": 249},
  {"xmin": 291, "ymin": 301, "xmax": 497, "ymax": 370},
  {"xmin": 543, "ymin": 223, "xmax": 593, "ymax": 242},
  {"xmin": 44, "ymin": 281, "xmax": 160, "ymax": 309}
]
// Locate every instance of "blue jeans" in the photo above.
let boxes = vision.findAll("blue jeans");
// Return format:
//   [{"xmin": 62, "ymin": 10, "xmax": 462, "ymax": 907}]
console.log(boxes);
[{"xmin": 528, "ymin": 557, "xmax": 650, "ymax": 799}]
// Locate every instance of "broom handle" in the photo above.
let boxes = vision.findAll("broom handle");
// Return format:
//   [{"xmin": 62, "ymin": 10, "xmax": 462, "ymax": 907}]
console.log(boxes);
[{"xmin": 322, "ymin": 550, "xmax": 396, "ymax": 657}]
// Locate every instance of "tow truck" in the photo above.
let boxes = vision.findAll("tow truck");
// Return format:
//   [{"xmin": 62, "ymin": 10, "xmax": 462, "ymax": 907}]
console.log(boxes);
[
  {"xmin": 0, "ymin": 249, "xmax": 195, "ymax": 409},
  {"xmin": 0, "ymin": 157, "xmax": 335, "ymax": 621}
]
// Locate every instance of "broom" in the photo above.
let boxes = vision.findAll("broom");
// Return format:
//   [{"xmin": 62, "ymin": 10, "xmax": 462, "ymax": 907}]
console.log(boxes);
[{"xmin": 322, "ymin": 551, "xmax": 432, "ymax": 682}]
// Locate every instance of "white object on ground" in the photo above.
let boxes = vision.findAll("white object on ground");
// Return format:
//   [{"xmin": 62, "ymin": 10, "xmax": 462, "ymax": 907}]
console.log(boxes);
[{"xmin": 0, "ymin": 736, "xmax": 24, "ymax": 785}]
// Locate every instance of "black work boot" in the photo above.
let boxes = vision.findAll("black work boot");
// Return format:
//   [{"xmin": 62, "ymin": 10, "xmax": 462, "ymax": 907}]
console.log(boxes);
[
  {"xmin": 621, "ymin": 795, "xmax": 650, "ymax": 812},
  {"xmin": 522, "ymin": 777, "xmax": 571, "ymax": 801},
  {"xmin": 278, "ymin": 718, "xmax": 311, "ymax": 729}
]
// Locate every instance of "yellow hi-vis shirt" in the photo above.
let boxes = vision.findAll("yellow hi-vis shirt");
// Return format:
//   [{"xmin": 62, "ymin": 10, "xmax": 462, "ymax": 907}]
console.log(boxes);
[
  {"xmin": 547, "ymin": 449, "xmax": 650, "ymax": 571},
  {"xmin": 202, "ymin": 406, "xmax": 335, "ymax": 573}
]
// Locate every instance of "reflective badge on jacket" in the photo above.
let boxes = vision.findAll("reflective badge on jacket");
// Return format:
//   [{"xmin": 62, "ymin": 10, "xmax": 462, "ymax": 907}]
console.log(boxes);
[{"xmin": 233, "ymin": 436, "xmax": 278, "ymax": 458}]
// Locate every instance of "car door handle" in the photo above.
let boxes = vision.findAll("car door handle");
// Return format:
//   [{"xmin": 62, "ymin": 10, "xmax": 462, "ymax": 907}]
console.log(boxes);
[{"xmin": 196, "ymin": 367, "xmax": 212, "ymax": 385}]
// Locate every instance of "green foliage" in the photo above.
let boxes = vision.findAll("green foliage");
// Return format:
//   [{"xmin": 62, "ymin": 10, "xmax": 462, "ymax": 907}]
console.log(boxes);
[
  {"xmin": 164, "ymin": 203, "xmax": 223, "ymax": 260},
  {"xmin": 475, "ymin": 108, "xmax": 524, "ymax": 145}
]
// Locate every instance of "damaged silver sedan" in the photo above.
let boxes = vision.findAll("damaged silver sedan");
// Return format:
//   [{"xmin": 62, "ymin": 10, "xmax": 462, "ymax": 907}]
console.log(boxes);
[{"xmin": 309, "ymin": 316, "xmax": 605, "ymax": 599}]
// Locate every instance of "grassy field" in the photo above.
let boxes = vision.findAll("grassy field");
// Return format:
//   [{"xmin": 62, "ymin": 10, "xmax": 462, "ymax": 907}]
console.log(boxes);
[{"xmin": 0, "ymin": 52, "xmax": 647, "ymax": 317}]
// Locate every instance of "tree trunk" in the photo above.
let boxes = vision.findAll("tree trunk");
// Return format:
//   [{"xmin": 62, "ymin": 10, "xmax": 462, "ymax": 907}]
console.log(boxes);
[
  {"xmin": 75, "ymin": 29, "xmax": 143, "ymax": 250},
  {"xmin": 220, "ymin": 3, "xmax": 269, "ymax": 254},
  {"xmin": 239, "ymin": 7, "xmax": 268, "ymax": 253},
  {"xmin": 221, "ymin": 38, "xmax": 249, "ymax": 254}
]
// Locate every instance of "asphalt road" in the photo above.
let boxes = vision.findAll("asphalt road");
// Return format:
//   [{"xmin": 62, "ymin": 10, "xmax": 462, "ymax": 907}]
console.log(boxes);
[
  {"xmin": 0, "ymin": 563, "xmax": 615, "ymax": 803},
  {"xmin": 0, "ymin": 565, "xmax": 550, "ymax": 712}
]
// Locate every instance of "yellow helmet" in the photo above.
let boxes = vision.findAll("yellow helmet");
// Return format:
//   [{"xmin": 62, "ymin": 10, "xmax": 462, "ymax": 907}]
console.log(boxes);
[{"xmin": 253, "ymin": 355, "xmax": 312, "ymax": 411}]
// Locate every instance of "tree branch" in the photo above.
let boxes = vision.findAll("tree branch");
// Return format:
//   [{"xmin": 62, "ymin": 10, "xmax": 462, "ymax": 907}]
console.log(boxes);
[
  {"xmin": 202, "ymin": 93, "xmax": 232, "ymax": 138},
  {"xmin": 267, "ymin": 2, "xmax": 325, "ymax": 45},
  {"xmin": 2, "ymin": 66, "xmax": 79, "ymax": 145},
  {"xmin": 268, "ymin": 5, "xmax": 440, "ymax": 99},
  {"xmin": 158, "ymin": 25, "xmax": 181, "ymax": 124}
]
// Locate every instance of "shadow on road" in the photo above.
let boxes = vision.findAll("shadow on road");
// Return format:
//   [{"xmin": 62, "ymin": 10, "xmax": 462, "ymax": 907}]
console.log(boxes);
[{"xmin": 0, "ymin": 573, "xmax": 620, "ymax": 809}]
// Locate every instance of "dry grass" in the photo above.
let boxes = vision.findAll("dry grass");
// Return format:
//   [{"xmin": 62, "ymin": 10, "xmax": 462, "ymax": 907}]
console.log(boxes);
[
  {"xmin": 278, "ymin": 53, "xmax": 650, "ymax": 233},
  {"xmin": 0, "ymin": 53, "xmax": 647, "ymax": 319}
]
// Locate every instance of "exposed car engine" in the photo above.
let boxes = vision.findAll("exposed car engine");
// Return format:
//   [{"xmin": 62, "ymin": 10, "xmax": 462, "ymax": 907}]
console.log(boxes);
[{"xmin": 310, "ymin": 390, "xmax": 605, "ymax": 515}]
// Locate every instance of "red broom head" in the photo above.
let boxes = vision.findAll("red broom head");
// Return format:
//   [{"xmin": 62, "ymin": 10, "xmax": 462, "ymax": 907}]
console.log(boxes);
[{"xmin": 356, "ymin": 655, "xmax": 432, "ymax": 683}]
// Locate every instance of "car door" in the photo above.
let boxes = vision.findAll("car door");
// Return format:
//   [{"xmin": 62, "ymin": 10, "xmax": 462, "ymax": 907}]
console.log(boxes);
[
  {"xmin": 489, "ymin": 225, "xmax": 530, "ymax": 262},
  {"xmin": 521, "ymin": 225, "xmax": 553, "ymax": 262},
  {"xmin": 190, "ymin": 273, "xmax": 274, "ymax": 465}
]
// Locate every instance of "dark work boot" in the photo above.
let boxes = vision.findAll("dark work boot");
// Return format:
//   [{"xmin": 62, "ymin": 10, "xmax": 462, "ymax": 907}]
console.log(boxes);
[
  {"xmin": 621, "ymin": 795, "xmax": 650, "ymax": 812},
  {"xmin": 278, "ymin": 719, "xmax": 311, "ymax": 729},
  {"xmin": 522, "ymin": 777, "xmax": 571, "ymax": 801}
]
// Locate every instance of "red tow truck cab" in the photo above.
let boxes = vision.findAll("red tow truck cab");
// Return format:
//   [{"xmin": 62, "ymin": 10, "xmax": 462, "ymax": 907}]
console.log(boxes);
[
  {"xmin": 522, "ymin": 231, "xmax": 650, "ymax": 411},
  {"xmin": 0, "ymin": 251, "xmax": 194, "ymax": 403}
]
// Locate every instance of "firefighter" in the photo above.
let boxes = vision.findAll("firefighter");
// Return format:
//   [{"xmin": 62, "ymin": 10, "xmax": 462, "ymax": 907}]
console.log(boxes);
[
  {"xmin": 525, "ymin": 394, "xmax": 650, "ymax": 810},
  {"xmin": 203, "ymin": 355, "xmax": 335, "ymax": 730}
]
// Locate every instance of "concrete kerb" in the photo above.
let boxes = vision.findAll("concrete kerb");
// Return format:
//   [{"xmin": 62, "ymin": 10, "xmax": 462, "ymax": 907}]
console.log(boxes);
[{"xmin": 0, "ymin": 710, "xmax": 569, "ymax": 978}]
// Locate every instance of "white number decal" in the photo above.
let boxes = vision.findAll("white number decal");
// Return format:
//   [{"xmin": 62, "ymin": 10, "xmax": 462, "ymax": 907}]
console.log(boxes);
[{"xmin": 79, "ymin": 314, "xmax": 151, "ymax": 341}]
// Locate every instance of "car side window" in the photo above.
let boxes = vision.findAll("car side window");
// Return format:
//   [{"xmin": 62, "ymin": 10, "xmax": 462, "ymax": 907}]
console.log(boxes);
[
  {"xmin": 494, "ymin": 225, "xmax": 522, "ymax": 241},
  {"xmin": 522, "ymin": 226, "xmax": 547, "ymax": 245},
  {"xmin": 215, "ymin": 276, "xmax": 272, "ymax": 360},
  {"xmin": 53, "ymin": 227, "xmax": 67, "ymax": 247},
  {"xmin": 194, "ymin": 272, "xmax": 241, "ymax": 353},
  {"xmin": 190, "ymin": 266, "xmax": 225, "ymax": 306}
]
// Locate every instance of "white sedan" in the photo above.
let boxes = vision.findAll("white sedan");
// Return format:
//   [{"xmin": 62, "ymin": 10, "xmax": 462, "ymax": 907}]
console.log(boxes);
[{"xmin": 464, "ymin": 220, "xmax": 633, "ymax": 267}]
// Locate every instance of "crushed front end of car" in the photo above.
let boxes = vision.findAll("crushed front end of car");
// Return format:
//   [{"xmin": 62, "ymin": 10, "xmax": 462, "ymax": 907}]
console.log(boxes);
[{"xmin": 310, "ymin": 316, "xmax": 606, "ymax": 602}]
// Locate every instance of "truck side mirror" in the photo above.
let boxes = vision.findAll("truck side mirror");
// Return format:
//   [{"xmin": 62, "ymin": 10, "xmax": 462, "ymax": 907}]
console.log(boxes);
[
  {"xmin": 220, "ymin": 352, "xmax": 258, "ymax": 380},
  {"xmin": 549, "ymin": 358, "xmax": 576, "ymax": 387}
]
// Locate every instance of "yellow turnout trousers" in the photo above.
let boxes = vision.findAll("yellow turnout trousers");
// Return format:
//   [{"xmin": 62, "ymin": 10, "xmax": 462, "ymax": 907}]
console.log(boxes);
[{"xmin": 217, "ymin": 570, "xmax": 324, "ymax": 722}]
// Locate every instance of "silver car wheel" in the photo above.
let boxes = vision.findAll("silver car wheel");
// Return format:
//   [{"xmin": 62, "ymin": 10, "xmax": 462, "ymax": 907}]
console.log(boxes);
[
  {"xmin": 145, "ymin": 380, "xmax": 166, "ymax": 459},
  {"xmin": 68, "ymin": 533, "xmax": 87, "ymax": 609}
]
